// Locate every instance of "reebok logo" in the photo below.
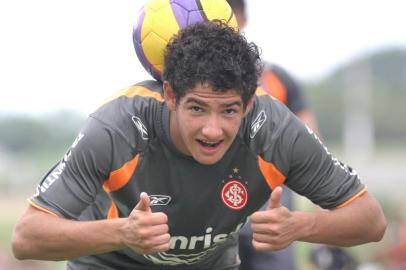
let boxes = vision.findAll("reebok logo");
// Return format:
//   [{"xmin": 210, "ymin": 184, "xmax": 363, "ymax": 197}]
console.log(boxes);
[
  {"xmin": 250, "ymin": 110, "xmax": 266, "ymax": 138},
  {"xmin": 149, "ymin": 195, "xmax": 171, "ymax": 206},
  {"xmin": 132, "ymin": 115, "xmax": 148, "ymax": 140}
]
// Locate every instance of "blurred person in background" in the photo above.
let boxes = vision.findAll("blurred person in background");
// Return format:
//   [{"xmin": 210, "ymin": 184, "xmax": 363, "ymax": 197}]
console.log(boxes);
[
  {"xmin": 310, "ymin": 244, "xmax": 358, "ymax": 270},
  {"xmin": 227, "ymin": 0, "xmax": 318, "ymax": 269}
]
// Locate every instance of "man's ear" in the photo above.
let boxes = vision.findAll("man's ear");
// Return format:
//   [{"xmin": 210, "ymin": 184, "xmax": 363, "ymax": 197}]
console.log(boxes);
[
  {"xmin": 163, "ymin": 81, "xmax": 176, "ymax": 111},
  {"xmin": 243, "ymin": 96, "xmax": 254, "ymax": 117}
]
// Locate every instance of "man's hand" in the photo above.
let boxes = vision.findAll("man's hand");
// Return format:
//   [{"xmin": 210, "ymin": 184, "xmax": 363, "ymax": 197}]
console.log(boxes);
[
  {"xmin": 122, "ymin": 192, "xmax": 171, "ymax": 254},
  {"xmin": 250, "ymin": 186, "xmax": 297, "ymax": 251}
]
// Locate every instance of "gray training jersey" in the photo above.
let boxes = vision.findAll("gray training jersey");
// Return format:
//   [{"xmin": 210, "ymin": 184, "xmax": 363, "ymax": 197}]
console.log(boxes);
[{"xmin": 30, "ymin": 80, "xmax": 366, "ymax": 270}]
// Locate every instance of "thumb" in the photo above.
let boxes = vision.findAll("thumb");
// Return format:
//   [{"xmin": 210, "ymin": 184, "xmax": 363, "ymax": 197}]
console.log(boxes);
[
  {"xmin": 268, "ymin": 186, "xmax": 283, "ymax": 209},
  {"xmin": 134, "ymin": 192, "xmax": 151, "ymax": 212}
]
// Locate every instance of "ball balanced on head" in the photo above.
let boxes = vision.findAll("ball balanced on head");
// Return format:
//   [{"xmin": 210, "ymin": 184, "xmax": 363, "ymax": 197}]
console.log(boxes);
[{"xmin": 133, "ymin": 0, "xmax": 238, "ymax": 81}]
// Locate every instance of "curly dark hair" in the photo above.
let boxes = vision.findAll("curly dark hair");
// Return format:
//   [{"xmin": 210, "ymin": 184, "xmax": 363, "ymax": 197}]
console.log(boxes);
[{"xmin": 163, "ymin": 20, "xmax": 262, "ymax": 108}]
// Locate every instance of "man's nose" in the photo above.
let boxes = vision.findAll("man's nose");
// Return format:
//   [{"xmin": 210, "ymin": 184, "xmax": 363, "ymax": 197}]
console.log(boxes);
[{"xmin": 201, "ymin": 115, "xmax": 223, "ymax": 139}]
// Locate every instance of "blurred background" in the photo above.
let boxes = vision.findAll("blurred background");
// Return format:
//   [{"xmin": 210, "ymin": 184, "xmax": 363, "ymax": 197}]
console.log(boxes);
[{"xmin": 0, "ymin": 0, "xmax": 405, "ymax": 269}]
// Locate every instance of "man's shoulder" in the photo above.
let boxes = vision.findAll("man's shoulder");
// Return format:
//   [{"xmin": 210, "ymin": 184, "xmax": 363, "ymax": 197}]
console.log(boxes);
[
  {"xmin": 241, "ymin": 94, "xmax": 290, "ymax": 149},
  {"xmin": 100, "ymin": 80, "xmax": 164, "ymax": 107},
  {"xmin": 93, "ymin": 80, "xmax": 163, "ymax": 114},
  {"xmin": 88, "ymin": 80, "xmax": 165, "ymax": 145}
]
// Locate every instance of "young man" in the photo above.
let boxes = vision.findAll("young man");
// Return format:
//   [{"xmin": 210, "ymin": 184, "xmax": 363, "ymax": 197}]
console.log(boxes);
[
  {"xmin": 226, "ymin": 0, "xmax": 318, "ymax": 269},
  {"xmin": 12, "ymin": 21, "xmax": 385, "ymax": 270}
]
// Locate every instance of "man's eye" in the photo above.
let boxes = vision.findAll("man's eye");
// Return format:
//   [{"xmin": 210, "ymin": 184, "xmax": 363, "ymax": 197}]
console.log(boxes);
[
  {"xmin": 190, "ymin": 106, "xmax": 203, "ymax": 112},
  {"xmin": 224, "ymin": 109, "xmax": 236, "ymax": 115}
]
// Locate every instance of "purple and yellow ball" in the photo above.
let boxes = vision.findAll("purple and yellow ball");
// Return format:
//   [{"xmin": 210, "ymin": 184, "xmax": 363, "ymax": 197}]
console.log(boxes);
[{"xmin": 133, "ymin": 0, "xmax": 238, "ymax": 81}]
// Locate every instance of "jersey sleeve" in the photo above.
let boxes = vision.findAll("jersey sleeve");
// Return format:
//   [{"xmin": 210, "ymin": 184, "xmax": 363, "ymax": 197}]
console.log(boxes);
[
  {"xmin": 250, "ymin": 95, "xmax": 365, "ymax": 209},
  {"xmin": 282, "ymin": 117, "xmax": 365, "ymax": 209},
  {"xmin": 29, "ymin": 116, "xmax": 134, "ymax": 219}
]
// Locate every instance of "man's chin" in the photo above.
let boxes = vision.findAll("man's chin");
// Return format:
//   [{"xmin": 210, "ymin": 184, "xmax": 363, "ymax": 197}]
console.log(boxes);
[{"xmin": 193, "ymin": 154, "xmax": 222, "ymax": 165}]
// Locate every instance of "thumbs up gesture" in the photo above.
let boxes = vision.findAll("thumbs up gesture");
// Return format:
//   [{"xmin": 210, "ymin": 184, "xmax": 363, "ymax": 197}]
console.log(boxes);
[
  {"xmin": 268, "ymin": 185, "xmax": 283, "ymax": 209},
  {"xmin": 135, "ymin": 192, "xmax": 153, "ymax": 212},
  {"xmin": 250, "ymin": 186, "xmax": 297, "ymax": 252},
  {"xmin": 122, "ymin": 192, "xmax": 171, "ymax": 254}
]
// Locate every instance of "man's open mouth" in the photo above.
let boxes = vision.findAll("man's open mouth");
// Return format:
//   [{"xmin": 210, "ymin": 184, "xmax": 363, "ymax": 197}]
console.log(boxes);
[{"xmin": 197, "ymin": 139, "xmax": 222, "ymax": 148}]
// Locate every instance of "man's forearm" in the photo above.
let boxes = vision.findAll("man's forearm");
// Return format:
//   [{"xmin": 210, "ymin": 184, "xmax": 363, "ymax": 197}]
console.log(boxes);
[
  {"xmin": 294, "ymin": 192, "xmax": 386, "ymax": 246},
  {"xmin": 12, "ymin": 206, "xmax": 127, "ymax": 260}
]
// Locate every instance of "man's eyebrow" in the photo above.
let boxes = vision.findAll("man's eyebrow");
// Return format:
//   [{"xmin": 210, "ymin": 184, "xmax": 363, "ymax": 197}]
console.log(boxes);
[
  {"xmin": 223, "ymin": 101, "xmax": 243, "ymax": 107},
  {"xmin": 185, "ymin": 98, "xmax": 242, "ymax": 107},
  {"xmin": 185, "ymin": 97, "xmax": 207, "ymax": 106}
]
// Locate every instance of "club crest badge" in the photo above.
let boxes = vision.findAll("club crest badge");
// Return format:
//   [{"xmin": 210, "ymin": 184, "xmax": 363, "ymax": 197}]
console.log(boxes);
[{"xmin": 221, "ymin": 180, "xmax": 248, "ymax": 210}]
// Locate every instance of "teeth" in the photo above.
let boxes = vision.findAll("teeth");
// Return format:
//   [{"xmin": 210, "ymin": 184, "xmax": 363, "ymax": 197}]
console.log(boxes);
[
  {"xmin": 199, "ymin": 139, "xmax": 219, "ymax": 147},
  {"xmin": 202, "ymin": 140, "xmax": 217, "ymax": 144}
]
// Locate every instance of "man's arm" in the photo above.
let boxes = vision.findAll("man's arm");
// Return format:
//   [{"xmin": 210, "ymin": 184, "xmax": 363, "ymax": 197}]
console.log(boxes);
[
  {"xmin": 250, "ymin": 187, "xmax": 386, "ymax": 251},
  {"xmin": 12, "ymin": 205, "xmax": 126, "ymax": 260},
  {"xmin": 296, "ymin": 190, "xmax": 386, "ymax": 245},
  {"xmin": 12, "ymin": 193, "xmax": 170, "ymax": 261}
]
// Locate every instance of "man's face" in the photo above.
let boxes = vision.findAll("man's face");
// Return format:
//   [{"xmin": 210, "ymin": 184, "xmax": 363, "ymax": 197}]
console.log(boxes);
[{"xmin": 165, "ymin": 82, "xmax": 251, "ymax": 165}]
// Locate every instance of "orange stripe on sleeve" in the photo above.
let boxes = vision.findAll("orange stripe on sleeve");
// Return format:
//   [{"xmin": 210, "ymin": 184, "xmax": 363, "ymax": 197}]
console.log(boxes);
[
  {"xmin": 255, "ymin": 86, "xmax": 269, "ymax": 97},
  {"xmin": 123, "ymin": 86, "xmax": 164, "ymax": 101},
  {"xmin": 103, "ymin": 155, "xmax": 139, "ymax": 193},
  {"xmin": 255, "ymin": 86, "xmax": 279, "ymax": 101},
  {"xmin": 257, "ymin": 156, "xmax": 286, "ymax": 189},
  {"xmin": 107, "ymin": 200, "xmax": 119, "ymax": 219},
  {"xmin": 336, "ymin": 187, "xmax": 368, "ymax": 209},
  {"xmin": 101, "ymin": 85, "xmax": 164, "ymax": 107},
  {"xmin": 27, "ymin": 199, "xmax": 59, "ymax": 217}
]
